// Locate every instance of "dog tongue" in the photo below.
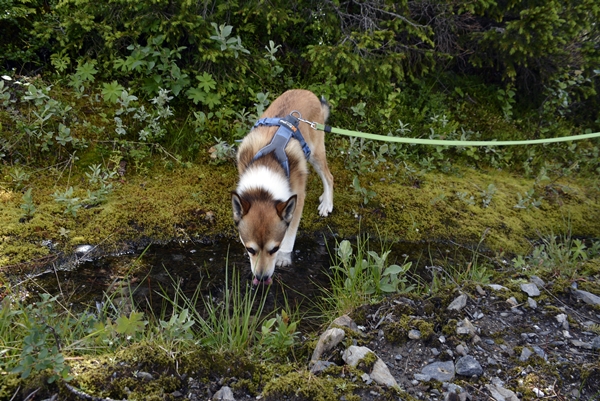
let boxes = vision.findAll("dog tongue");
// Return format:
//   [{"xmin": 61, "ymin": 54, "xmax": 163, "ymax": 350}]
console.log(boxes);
[{"xmin": 252, "ymin": 277, "xmax": 273, "ymax": 286}]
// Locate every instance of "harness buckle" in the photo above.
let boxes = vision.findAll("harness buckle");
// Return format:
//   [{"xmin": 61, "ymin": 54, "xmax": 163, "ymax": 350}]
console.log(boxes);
[{"xmin": 291, "ymin": 110, "xmax": 317, "ymax": 130}]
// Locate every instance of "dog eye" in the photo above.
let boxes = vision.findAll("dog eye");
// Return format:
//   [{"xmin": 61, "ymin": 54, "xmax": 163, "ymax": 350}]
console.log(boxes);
[
  {"xmin": 268, "ymin": 246, "xmax": 280, "ymax": 255},
  {"xmin": 246, "ymin": 247, "xmax": 256, "ymax": 255}
]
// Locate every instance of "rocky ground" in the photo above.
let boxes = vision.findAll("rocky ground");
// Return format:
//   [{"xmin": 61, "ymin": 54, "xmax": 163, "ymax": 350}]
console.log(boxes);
[
  {"xmin": 16, "ymin": 268, "xmax": 600, "ymax": 401},
  {"xmin": 203, "ymin": 277, "xmax": 600, "ymax": 401}
]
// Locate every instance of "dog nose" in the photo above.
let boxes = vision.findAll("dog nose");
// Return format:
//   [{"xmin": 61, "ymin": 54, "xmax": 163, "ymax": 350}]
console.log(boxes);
[{"xmin": 252, "ymin": 273, "xmax": 273, "ymax": 286}]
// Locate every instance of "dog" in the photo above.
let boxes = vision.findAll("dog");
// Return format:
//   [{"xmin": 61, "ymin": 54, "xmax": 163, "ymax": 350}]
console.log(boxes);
[{"xmin": 232, "ymin": 89, "xmax": 334, "ymax": 285}]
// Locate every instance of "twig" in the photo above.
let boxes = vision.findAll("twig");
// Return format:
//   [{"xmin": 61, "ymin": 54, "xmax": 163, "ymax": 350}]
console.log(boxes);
[{"xmin": 64, "ymin": 383, "xmax": 123, "ymax": 401}]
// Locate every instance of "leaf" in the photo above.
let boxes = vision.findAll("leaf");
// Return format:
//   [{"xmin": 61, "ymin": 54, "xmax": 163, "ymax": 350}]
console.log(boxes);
[
  {"xmin": 379, "ymin": 283, "xmax": 396, "ymax": 293},
  {"xmin": 101, "ymin": 81, "xmax": 125, "ymax": 103},
  {"xmin": 186, "ymin": 87, "xmax": 206, "ymax": 105},
  {"xmin": 76, "ymin": 62, "xmax": 97, "ymax": 82},
  {"xmin": 196, "ymin": 72, "xmax": 217, "ymax": 92},
  {"xmin": 115, "ymin": 312, "xmax": 147, "ymax": 336},
  {"xmin": 383, "ymin": 264, "xmax": 404, "ymax": 275}
]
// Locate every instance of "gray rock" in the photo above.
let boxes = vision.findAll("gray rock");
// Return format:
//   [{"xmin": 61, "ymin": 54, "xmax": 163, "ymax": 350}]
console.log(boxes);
[
  {"xmin": 519, "ymin": 347, "xmax": 533, "ymax": 362},
  {"xmin": 570, "ymin": 339, "xmax": 592, "ymax": 350},
  {"xmin": 311, "ymin": 327, "xmax": 345, "ymax": 364},
  {"xmin": 521, "ymin": 283, "xmax": 540, "ymax": 297},
  {"xmin": 556, "ymin": 313, "xmax": 569, "ymax": 330},
  {"xmin": 213, "ymin": 386, "xmax": 235, "ymax": 401},
  {"xmin": 342, "ymin": 346, "xmax": 397, "ymax": 387},
  {"xmin": 342, "ymin": 345, "xmax": 373, "ymax": 367},
  {"xmin": 571, "ymin": 289, "xmax": 600, "ymax": 305},
  {"xmin": 530, "ymin": 275, "xmax": 545, "ymax": 287},
  {"xmin": 310, "ymin": 360, "xmax": 336, "ymax": 375},
  {"xmin": 330, "ymin": 315, "xmax": 362, "ymax": 333},
  {"xmin": 456, "ymin": 318, "xmax": 477, "ymax": 336},
  {"xmin": 486, "ymin": 383, "xmax": 519, "ymax": 401},
  {"xmin": 527, "ymin": 297, "xmax": 537, "ymax": 309},
  {"xmin": 455, "ymin": 355, "xmax": 483, "ymax": 377},
  {"xmin": 592, "ymin": 336, "xmax": 600, "ymax": 350},
  {"xmin": 370, "ymin": 358, "xmax": 398, "ymax": 387},
  {"xmin": 421, "ymin": 361, "xmax": 455, "ymax": 382},
  {"xmin": 414, "ymin": 373, "xmax": 431, "ymax": 382},
  {"xmin": 408, "ymin": 329, "xmax": 421, "ymax": 340},
  {"xmin": 447, "ymin": 294, "xmax": 468, "ymax": 311},
  {"xmin": 531, "ymin": 345, "xmax": 546, "ymax": 359},
  {"xmin": 488, "ymin": 284, "xmax": 509, "ymax": 291}
]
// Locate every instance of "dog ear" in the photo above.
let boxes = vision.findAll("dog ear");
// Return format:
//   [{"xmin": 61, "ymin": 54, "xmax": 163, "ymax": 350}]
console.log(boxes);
[
  {"xmin": 276, "ymin": 195, "xmax": 297, "ymax": 224},
  {"xmin": 232, "ymin": 192, "xmax": 250, "ymax": 223}
]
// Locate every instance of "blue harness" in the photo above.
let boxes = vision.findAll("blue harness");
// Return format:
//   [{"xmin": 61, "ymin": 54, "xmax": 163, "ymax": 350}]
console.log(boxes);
[{"xmin": 252, "ymin": 114, "xmax": 311, "ymax": 177}]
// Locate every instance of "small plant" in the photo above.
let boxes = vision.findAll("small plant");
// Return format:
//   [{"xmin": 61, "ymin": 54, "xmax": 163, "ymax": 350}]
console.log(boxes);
[
  {"xmin": 52, "ymin": 186, "xmax": 82, "ymax": 217},
  {"xmin": 324, "ymin": 238, "xmax": 414, "ymax": 315},
  {"xmin": 352, "ymin": 175, "xmax": 376, "ymax": 205},
  {"xmin": 6, "ymin": 294, "xmax": 73, "ymax": 384},
  {"xmin": 258, "ymin": 309, "xmax": 299, "ymax": 359},
  {"xmin": 480, "ymin": 183, "xmax": 497, "ymax": 208},
  {"xmin": 513, "ymin": 232, "xmax": 596, "ymax": 277},
  {"xmin": 208, "ymin": 137, "xmax": 236, "ymax": 164},
  {"xmin": 455, "ymin": 191, "xmax": 475, "ymax": 206},
  {"xmin": 9, "ymin": 166, "xmax": 30, "ymax": 190},
  {"xmin": 20, "ymin": 187, "xmax": 36, "ymax": 220},
  {"xmin": 514, "ymin": 189, "xmax": 543, "ymax": 209}
]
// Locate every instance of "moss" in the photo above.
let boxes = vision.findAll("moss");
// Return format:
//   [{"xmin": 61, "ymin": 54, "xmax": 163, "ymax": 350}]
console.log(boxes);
[
  {"xmin": 384, "ymin": 315, "xmax": 435, "ymax": 344},
  {"xmin": 442, "ymin": 319, "xmax": 458, "ymax": 337},
  {"xmin": 262, "ymin": 370, "xmax": 361, "ymax": 401},
  {"xmin": 2, "ymin": 142, "xmax": 599, "ymax": 270}
]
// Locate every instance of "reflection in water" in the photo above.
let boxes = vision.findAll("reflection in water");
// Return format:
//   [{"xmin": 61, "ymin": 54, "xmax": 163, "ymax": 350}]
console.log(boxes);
[{"xmin": 18, "ymin": 236, "xmax": 485, "ymax": 331}]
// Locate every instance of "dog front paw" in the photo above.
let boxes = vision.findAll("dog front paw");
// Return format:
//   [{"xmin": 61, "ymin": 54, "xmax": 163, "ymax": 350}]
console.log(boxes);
[
  {"xmin": 276, "ymin": 251, "xmax": 292, "ymax": 267},
  {"xmin": 318, "ymin": 195, "xmax": 333, "ymax": 216}
]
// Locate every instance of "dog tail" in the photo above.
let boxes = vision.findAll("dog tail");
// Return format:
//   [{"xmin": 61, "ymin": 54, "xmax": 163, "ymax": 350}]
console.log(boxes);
[{"xmin": 320, "ymin": 96, "xmax": 330, "ymax": 123}]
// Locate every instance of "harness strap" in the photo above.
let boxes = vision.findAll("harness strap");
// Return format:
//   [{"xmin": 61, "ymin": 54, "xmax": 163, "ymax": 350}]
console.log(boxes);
[{"xmin": 252, "ymin": 114, "xmax": 311, "ymax": 177}]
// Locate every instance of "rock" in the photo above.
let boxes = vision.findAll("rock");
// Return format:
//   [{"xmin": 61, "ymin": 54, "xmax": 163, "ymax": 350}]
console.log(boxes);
[
  {"xmin": 506, "ymin": 297, "xmax": 519, "ymax": 307},
  {"xmin": 455, "ymin": 355, "xmax": 483, "ymax": 377},
  {"xmin": 310, "ymin": 360, "xmax": 336, "ymax": 375},
  {"xmin": 521, "ymin": 283, "xmax": 540, "ymax": 297},
  {"xmin": 570, "ymin": 339, "xmax": 592, "ymax": 350},
  {"xmin": 531, "ymin": 345, "xmax": 546, "ymax": 359},
  {"xmin": 370, "ymin": 358, "xmax": 398, "ymax": 387},
  {"xmin": 342, "ymin": 345, "xmax": 373, "ymax": 367},
  {"xmin": 310, "ymin": 327, "xmax": 345, "ymax": 364},
  {"xmin": 486, "ymin": 383, "xmax": 520, "ymax": 401},
  {"xmin": 530, "ymin": 275, "xmax": 545, "ymax": 287},
  {"xmin": 555, "ymin": 313, "xmax": 569, "ymax": 330},
  {"xmin": 408, "ymin": 329, "xmax": 421, "ymax": 340},
  {"xmin": 476, "ymin": 285, "xmax": 487, "ymax": 296},
  {"xmin": 488, "ymin": 284, "xmax": 509, "ymax": 291},
  {"xmin": 519, "ymin": 347, "xmax": 533, "ymax": 362},
  {"xmin": 456, "ymin": 318, "xmax": 477, "ymax": 336},
  {"xmin": 342, "ymin": 346, "xmax": 397, "ymax": 387},
  {"xmin": 592, "ymin": 336, "xmax": 600, "ymax": 350},
  {"xmin": 447, "ymin": 294, "xmax": 468, "ymax": 311},
  {"xmin": 135, "ymin": 371, "xmax": 153, "ymax": 381},
  {"xmin": 527, "ymin": 297, "xmax": 537, "ymax": 309},
  {"xmin": 571, "ymin": 289, "xmax": 600, "ymax": 306},
  {"xmin": 455, "ymin": 344, "xmax": 467, "ymax": 356},
  {"xmin": 420, "ymin": 361, "xmax": 455, "ymax": 382},
  {"xmin": 213, "ymin": 386, "xmax": 235, "ymax": 401},
  {"xmin": 330, "ymin": 315, "xmax": 362, "ymax": 334}
]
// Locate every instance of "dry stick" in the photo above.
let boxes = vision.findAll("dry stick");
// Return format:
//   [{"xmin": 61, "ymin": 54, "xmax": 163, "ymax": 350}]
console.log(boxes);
[{"xmin": 64, "ymin": 383, "xmax": 122, "ymax": 401}]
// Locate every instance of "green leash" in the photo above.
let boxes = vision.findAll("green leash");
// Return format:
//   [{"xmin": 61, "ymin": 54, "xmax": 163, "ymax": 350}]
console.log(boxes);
[{"xmin": 313, "ymin": 123, "xmax": 600, "ymax": 147}]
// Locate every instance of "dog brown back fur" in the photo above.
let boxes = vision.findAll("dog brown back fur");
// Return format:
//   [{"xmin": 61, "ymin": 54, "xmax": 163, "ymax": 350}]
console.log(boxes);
[{"xmin": 232, "ymin": 89, "xmax": 333, "ymax": 282}]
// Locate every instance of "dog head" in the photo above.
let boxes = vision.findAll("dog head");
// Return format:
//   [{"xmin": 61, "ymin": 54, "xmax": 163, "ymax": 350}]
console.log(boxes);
[{"xmin": 232, "ymin": 190, "xmax": 296, "ymax": 283}]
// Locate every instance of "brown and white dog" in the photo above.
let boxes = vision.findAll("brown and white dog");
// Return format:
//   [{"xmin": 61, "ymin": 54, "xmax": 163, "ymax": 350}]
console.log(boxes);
[{"xmin": 232, "ymin": 89, "xmax": 334, "ymax": 285}]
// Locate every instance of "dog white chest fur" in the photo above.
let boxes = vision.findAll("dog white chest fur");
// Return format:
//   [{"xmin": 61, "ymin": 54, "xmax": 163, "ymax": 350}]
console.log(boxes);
[{"xmin": 232, "ymin": 89, "xmax": 334, "ymax": 283}]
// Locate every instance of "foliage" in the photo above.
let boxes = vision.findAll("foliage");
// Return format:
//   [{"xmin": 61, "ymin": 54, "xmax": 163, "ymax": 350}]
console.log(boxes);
[
  {"xmin": 512, "ymin": 232, "xmax": 599, "ymax": 278},
  {"xmin": 324, "ymin": 237, "xmax": 414, "ymax": 315}
]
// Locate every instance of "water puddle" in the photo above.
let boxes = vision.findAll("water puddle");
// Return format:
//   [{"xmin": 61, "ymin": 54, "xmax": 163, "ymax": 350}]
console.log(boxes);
[{"xmin": 13, "ymin": 235, "xmax": 488, "ymax": 330}]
